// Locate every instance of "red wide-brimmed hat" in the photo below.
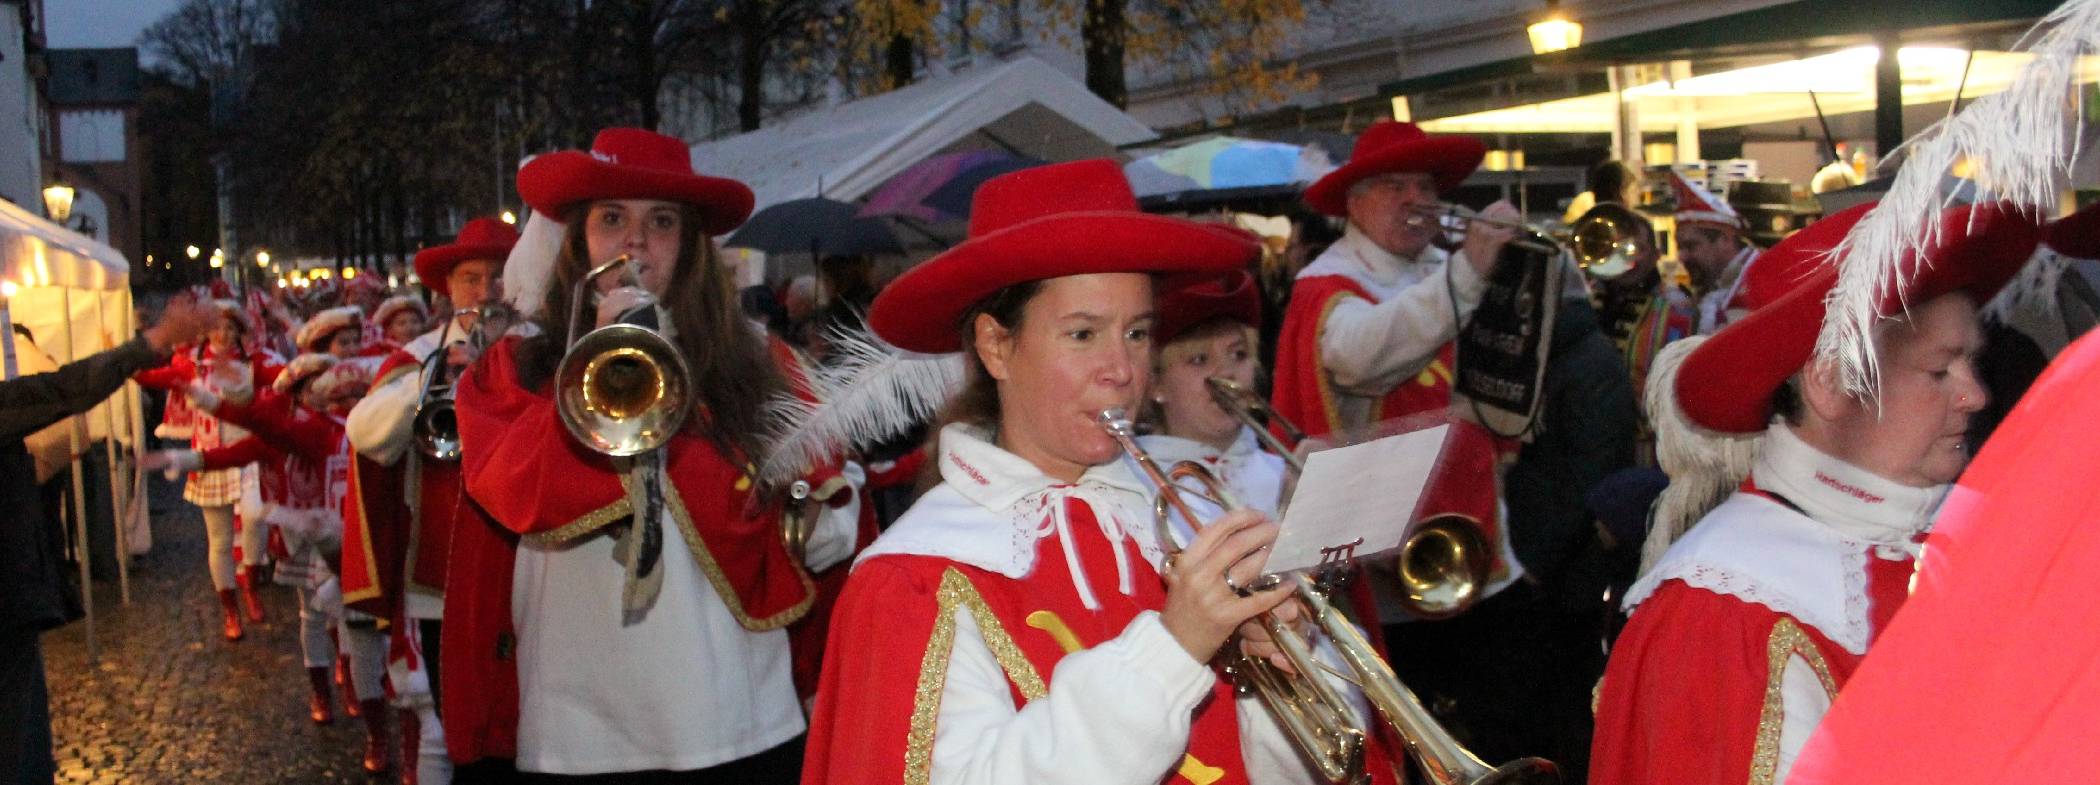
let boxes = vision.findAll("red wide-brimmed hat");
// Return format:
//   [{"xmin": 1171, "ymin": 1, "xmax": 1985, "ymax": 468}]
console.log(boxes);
[
  {"xmin": 1155, "ymin": 270, "xmax": 1261, "ymax": 345},
  {"xmin": 516, "ymin": 127, "xmax": 755, "ymax": 235},
  {"xmin": 414, "ymin": 218, "xmax": 519, "ymax": 298},
  {"xmin": 868, "ymin": 159, "xmax": 1258, "ymax": 354},
  {"xmin": 1303, "ymin": 121, "xmax": 1486, "ymax": 217},
  {"xmin": 1677, "ymin": 201, "xmax": 2042, "ymax": 434}
]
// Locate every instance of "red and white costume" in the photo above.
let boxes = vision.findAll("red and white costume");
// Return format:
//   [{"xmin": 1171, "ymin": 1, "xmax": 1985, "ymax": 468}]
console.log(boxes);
[
  {"xmin": 1665, "ymin": 171, "xmax": 1762, "ymax": 336},
  {"xmin": 1590, "ymin": 200, "xmax": 2042, "ymax": 785},
  {"xmin": 805, "ymin": 424, "xmax": 1395, "ymax": 785},
  {"xmin": 1272, "ymin": 121, "xmax": 1489, "ymax": 439}
]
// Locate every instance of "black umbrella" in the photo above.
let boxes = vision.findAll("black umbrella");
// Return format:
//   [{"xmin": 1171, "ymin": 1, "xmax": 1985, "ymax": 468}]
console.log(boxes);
[{"xmin": 725, "ymin": 197, "xmax": 904, "ymax": 258}]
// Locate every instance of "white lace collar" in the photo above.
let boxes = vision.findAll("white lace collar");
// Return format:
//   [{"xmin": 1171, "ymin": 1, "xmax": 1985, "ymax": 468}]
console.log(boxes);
[
  {"xmin": 854, "ymin": 424, "xmax": 1161, "ymax": 610},
  {"xmin": 1625, "ymin": 427, "xmax": 1941, "ymax": 654}
]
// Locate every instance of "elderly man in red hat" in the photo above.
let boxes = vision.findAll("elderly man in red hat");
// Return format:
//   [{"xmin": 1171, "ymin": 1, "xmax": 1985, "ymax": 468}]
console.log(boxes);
[
  {"xmin": 1271, "ymin": 120, "xmax": 1516, "ymax": 439},
  {"xmin": 343, "ymin": 216, "xmax": 518, "ymax": 785},
  {"xmin": 1667, "ymin": 172, "xmax": 1761, "ymax": 335},
  {"xmin": 1589, "ymin": 201, "xmax": 2041, "ymax": 785}
]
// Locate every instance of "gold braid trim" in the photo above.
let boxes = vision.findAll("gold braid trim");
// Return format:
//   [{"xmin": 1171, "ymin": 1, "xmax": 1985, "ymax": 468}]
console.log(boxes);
[
  {"xmin": 1749, "ymin": 617, "xmax": 1838, "ymax": 785},
  {"xmin": 341, "ymin": 457, "xmax": 385, "ymax": 606},
  {"xmin": 905, "ymin": 569, "xmax": 1048, "ymax": 785},
  {"xmin": 522, "ymin": 495, "xmax": 629, "ymax": 546},
  {"xmin": 663, "ymin": 473, "xmax": 816, "ymax": 632}
]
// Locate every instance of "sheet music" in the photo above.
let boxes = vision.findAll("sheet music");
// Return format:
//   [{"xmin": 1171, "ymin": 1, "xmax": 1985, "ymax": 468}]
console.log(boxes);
[{"xmin": 1267, "ymin": 423, "xmax": 1449, "ymax": 574}]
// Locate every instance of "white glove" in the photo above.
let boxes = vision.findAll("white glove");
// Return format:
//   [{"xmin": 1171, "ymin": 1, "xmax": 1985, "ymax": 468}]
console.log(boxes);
[
  {"xmin": 149, "ymin": 449, "xmax": 204, "ymax": 481},
  {"xmin": 184, "ymin": 382, "xmax": 222, "ymax": 413}
]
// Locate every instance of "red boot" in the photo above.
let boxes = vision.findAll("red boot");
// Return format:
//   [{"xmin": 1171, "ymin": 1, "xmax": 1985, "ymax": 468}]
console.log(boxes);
[
  {"xmin": 341, "ymin": 656, "xmax": 361, "ymax": 718},
  {"xmin": 217, "ymin": 590, "xmax": 244, "ymax": 641},
  {"xmin": 399, "ymin": 709, "xmax": 420, "ymax": 785},
  {"xmin": 236, "ymin": 568, "xmax": 265, "ymax": 622},
  {"xmin": 306, "ymin": 666, "xmax": 335, "ymax": 725},
  {"xmin": 360, "ymin": 699, "xmax": 390, "ymax": 773}
]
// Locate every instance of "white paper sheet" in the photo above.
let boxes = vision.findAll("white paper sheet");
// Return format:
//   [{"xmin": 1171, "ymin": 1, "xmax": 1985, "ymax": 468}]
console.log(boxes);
[{"xmin": 1267, "ymin": 423, "xmax": 1449, "ymax": 574}]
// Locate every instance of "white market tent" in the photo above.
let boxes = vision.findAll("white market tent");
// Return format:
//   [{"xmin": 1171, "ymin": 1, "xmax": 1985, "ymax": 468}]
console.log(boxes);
[
  {"xmin": 0, "ymin": 194, "xmax": 147, "ymax": 661},
  {"xmin": 690, "ymin": 55, "xmax": 1158, "ymax": 213}
]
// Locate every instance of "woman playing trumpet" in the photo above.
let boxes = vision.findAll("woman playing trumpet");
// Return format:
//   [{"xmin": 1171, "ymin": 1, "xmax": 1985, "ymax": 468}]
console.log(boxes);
[
  {"xmin": 801, "ymin": 160, "xmax": 1396, "ymax": 785},
  {"xmin": 449, "ymin": 128, "xmax": 862, "ymax": 782}
]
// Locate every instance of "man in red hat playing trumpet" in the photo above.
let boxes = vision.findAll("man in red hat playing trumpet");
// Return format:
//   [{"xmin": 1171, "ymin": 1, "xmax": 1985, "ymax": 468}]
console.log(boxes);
[
  {"xmin": 343, "ymin": 216, "xmax": 519, "ymax": 784},
  {"xmin": 1272, "ymin": 120, "xmax": 1517, "ymax": 439},
  {"xmin": 1589, "ymin": 202, "xmax": 2041, "ymax": 785}
]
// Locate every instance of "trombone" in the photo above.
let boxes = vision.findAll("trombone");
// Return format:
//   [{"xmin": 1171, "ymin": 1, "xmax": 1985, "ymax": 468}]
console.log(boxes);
[
  {"xmin": 1202, "ymin": 376, "xmax": 1493, "ymax": 620},
  {"xmin": 554, "ymin": 255, "xmax": 692, "ymax": 457},
  {"xmin": 412, "ymin": 302, "xmax": 515, "ymax": 461},
  {"xmin": 1100, "ymin": 410, "xmax": 1558, "ymax": 785}
]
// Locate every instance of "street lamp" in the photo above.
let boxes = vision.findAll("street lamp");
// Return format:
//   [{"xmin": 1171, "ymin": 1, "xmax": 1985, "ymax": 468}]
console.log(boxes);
[
  {"xmin": 209, "ymin": 254, "xmax": 224, "ymax": 269},
  {"xmin": 501, "ymin": 210, "xmax": 518, "ymax": 225},
  {"xmin": 257, "ymin": 250, "xmax": 272, "ymax": 268},
  {"xmin": 42, "ymin": 182, "xmax": 76, "ymax": 224},
  {"xmin": 1528, "ymin": 0, "xmax": 1583, "ymax": 55},
  {"xmin": 185, "ymin": 245, "xmax": 201, "ymax": 260}
]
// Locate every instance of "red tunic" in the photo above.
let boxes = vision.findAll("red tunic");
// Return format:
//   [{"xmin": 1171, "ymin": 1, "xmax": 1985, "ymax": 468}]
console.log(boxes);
[
  {"xmin": 805, "ymin": 497, "xmax": 1378, "ymax": 785},
  {"xmin": 1589, "ymin": 557, "xmax": 1912, "ymax": 785},
  {"xmin": 1270, "ymin": 274, "xmax": 1453, "ymax": 440},
  {"xmin": 442, "ymin": 335, "xmax": 821, "ymax": 764},
  {"xmin": 341, "ymin": 347, "xmax": 459, "ymax": 620}
]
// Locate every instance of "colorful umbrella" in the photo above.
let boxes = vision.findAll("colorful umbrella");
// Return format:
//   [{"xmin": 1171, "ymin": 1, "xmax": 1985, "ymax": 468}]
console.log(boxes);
[
  {"xmin": 1124, "ymin": 137, "xmax": 1336, "ymax": 198},
  {"xmin": 860, "ymin": 151, "xmax": 1043, "ymax": 223}
]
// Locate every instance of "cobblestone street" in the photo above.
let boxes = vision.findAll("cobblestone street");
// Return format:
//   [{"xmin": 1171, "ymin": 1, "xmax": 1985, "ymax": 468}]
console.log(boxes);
[{"xmin": 41, "ymin": 474, "xmax": 384, "ymax": 784}]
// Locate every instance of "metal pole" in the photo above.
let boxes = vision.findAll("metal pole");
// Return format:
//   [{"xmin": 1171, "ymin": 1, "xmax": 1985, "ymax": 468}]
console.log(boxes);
[
  {"xmin": 63, "ymin": 286, "xmax": 96, "ymax": 662},
  {"xmin": 1875, "ymin": 31, "xmax": 1904, "ymax": 161},
  {"xmin": 97, "ymin": 291, "xmax": 130, "ymax": 606}
]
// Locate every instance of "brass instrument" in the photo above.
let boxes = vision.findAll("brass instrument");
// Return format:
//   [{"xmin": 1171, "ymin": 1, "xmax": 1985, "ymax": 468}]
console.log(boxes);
[
  {"xmin": 1201, "ymin": 376, "xmax": 1492, "ymax": 620},
  {"xmin": 1103, "ymin": 409, "xmax": 1558, "ymax": 785},
  {"xmin": 412, "ymin": 302, "xmax": 515, "ymax": 461},
  {"xmin": 1405, "ymin": 202, "xmax": 1645, "ymax": 276},
  {"xmin": 555, "ymin": 255, "xmax": 693, "ymax": 457},
  {"xmin": 781, "ymin": 479, "xmax": 815, "ymax": 565}
]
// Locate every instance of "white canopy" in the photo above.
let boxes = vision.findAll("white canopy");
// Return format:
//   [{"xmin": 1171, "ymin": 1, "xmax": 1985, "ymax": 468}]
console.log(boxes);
[
  {"xmin": 691, "ymin": 56, "xmax": 1158, "ymax": 211},
  {"xmin": 0, "ymin": 194, "xmax": 128, "ymax": 291}
]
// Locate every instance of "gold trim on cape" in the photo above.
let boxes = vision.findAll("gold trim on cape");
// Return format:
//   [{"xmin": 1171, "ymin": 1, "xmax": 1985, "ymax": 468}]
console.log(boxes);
[
  {"xmin": 905, "ymin": 568, "xmax": 1049, "ymax": 785},
  {"xmin": 1749, "ymin": 617, "xmax": 1838, "ymax": 785}
]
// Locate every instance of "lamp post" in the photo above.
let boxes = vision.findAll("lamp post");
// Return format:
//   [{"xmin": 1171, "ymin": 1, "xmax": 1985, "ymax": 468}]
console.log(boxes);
[
  {"xmin": 42, "ymin": 182, "xmax": 76, "ymax": 224},
  {"xmin": 1528, "ymin": 0, "xmax": 1583, "ymax": 55}
]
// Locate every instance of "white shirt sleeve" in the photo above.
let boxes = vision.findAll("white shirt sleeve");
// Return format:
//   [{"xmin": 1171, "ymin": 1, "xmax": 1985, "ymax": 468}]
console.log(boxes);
[
  {"xmin": 344, "ymin": 363, "xmax": 429, "ymax": 466},
  {"xmin": 1319, "ymin": 251, "xmax": 1488, "ymax": 395},
  {"xmin": 801, "ymin": 461, "xmax": 866, "ymax": 572},
  {"xmin": 1774, "ymin": 653, "xmax": 1834, "ymax": 784},
  {"xmin": 931, "ymin": 609, "xmax": 1219, "ymax": 785}
]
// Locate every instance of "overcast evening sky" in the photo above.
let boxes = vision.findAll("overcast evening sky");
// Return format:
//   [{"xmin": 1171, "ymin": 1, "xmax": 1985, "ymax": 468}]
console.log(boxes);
[{"xmin": 43, "ymin": 0, "xmax": 184, "ymax": 59}]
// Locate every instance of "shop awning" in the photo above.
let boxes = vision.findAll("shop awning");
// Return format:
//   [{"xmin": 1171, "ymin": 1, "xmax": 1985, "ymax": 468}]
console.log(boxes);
[
  {"xmin": 1382, "ymin": 0, "xmax": 2063, "ymax": 98},
  {"xmin": 0, "ymin": 196, "xmax": 128, "ymax": 292}
]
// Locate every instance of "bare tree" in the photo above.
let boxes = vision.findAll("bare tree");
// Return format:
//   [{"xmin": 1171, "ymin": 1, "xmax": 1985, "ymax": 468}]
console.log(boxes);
[{"xmin": 138, "ymin": 0, "xmax": 276, "ymax": 88}]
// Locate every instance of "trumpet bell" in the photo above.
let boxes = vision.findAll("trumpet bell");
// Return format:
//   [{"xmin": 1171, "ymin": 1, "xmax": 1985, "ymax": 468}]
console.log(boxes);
[
  {"xmin": 412, "ymin": 399, "xmax": 461, "ymax": 461},
  {"xmin": 555, "ymin": 323, "xmax": 691, "ymax": 457},
  {"xmin": 1396, "ymin": 515, "xmax": 1493, "ymax": 620},
  {"xmin": 1570, "ymin": 210, "xmax": 1644, "ymax": 279}
]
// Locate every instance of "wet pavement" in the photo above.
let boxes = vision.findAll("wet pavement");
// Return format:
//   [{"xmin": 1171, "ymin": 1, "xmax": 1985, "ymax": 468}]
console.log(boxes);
[{"xmin": 41, "ymin": 474, "xmax": 387, "ymax": 784}]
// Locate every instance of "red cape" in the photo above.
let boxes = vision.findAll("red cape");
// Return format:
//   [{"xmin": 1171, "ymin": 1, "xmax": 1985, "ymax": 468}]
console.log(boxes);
[
  {"xmin": 1270, "ymin": 274, "xmax": 1453, "ymax": 440},
  {"xmin": 1788, "ymin": 329, "xmax": 2100, "ymax": 783}
]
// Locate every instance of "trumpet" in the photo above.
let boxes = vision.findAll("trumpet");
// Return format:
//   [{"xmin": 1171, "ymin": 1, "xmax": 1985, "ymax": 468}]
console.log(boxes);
[
  {"xmin": 1405, "ymin": 202, "xmax": 1644, "ymax": 275},
  {"xmin": 412, "ymin": 302, "xmax": 515, "ymax": 461},
  {"xmin": 1101, "ymin": 409, "xmax": 1559, "ymax": 785},
  {"xmin": 554, "ymin": 255, "xmax": 692, "ymax": 457},
  {"xmin": 1201, "ymin": 377, "xmax": 1492, "ymax": 620}
]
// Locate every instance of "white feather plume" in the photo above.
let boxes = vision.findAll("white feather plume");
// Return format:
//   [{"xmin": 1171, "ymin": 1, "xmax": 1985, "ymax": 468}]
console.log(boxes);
[
  {"xmin": 1816, "ymin": 0, "xmax": 2100, "ymax": 396},
  {"xmin": 1641, "ymin": 336, "xmax": 1765, "ymax": 575},
  {"xmin": 503, "ymin": 209, "xmax": 567, "ymax": 320},
  {"xmin": 760, "ymin": 324, "xmax": 966, "ymax": 484}
]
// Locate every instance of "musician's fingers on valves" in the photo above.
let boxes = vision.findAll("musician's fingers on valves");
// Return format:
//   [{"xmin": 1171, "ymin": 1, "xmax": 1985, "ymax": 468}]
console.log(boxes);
[{"xmin": 1159, "ymin": 507, "xmax": 1291, "ymax": 663}]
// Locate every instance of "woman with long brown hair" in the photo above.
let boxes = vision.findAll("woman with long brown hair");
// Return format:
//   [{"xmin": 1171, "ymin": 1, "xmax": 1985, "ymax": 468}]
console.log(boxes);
[{"xmin": 449, "ymin": 128, "xmax": 860, "ymax": 783}]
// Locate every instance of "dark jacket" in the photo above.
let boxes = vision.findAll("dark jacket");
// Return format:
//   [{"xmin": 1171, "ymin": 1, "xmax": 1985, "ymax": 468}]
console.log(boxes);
[
  {"xmin": 1, "ymin": 335, "xmax": 164, "ymax": 636},
  {"xmin": 1503, "ymin": 298, "xmax": 1638, "ymax": 596}
]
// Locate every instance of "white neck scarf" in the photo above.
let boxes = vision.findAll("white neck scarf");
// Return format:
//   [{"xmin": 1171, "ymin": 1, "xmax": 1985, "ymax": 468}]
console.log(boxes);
[{"xmin": 1754, "ymin": 425, "xmax": 1946, "ymax": 557}]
